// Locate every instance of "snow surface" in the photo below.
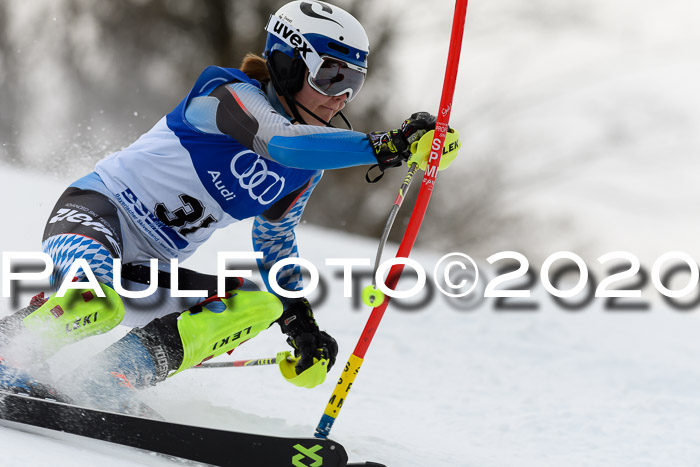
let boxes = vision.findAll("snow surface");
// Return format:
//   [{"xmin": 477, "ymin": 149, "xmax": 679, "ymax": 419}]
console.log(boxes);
[{"xmin": 3, "ymin": 165, "xmax": 700, "ymax": 467}]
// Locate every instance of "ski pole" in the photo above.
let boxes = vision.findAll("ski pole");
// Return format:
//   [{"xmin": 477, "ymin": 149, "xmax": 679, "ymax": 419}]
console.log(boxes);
[
  {"xmin": 191, "ymin": 356, "xmax": 294, "ymax": 369},
  {"xmin": 315, "ymin": 0, "xmax": 469, "ymax": 440},
  {"xmin": 362, "ymin": 163, "xmax": 420, "ymax": 307}
]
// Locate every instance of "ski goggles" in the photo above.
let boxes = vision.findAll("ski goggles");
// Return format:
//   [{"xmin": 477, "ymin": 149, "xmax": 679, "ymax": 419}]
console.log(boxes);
[{"xmin": 307, "ymin": 56, "xmax": 366, "ymax": 102}]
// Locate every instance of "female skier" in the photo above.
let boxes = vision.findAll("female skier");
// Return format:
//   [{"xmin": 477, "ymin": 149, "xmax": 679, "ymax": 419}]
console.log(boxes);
[{"xmin": 0, "ymin": 1, "xmax": 451, "ymax": 407}]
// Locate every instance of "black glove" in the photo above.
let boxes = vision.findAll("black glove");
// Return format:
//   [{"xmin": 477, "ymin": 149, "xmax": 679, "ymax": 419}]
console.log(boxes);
[
  {"xmin": 368, "ymin": 112, "xmax": 437, "ymax": 171},
  {"xmin": 276, "ymin": 298, "xmax": 338, "ymax": 374}
]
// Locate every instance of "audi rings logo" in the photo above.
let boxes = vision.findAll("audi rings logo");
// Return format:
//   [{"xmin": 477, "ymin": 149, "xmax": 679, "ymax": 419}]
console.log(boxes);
[{"xmin": 230, "ymin": 150, "xmax": 285, "ymax": 205}]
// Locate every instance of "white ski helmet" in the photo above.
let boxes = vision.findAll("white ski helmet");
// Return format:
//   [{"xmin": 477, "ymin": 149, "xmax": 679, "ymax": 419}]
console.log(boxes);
[{"xmin": 264, "ymin": 1, "xmax": 369, "ymax": 102}]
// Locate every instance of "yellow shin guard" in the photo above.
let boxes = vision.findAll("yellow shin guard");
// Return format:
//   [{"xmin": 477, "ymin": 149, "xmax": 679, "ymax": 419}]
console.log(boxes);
[
  {"xmin": 22, "ymin": 284, "xmax": 124, "ymax": 354},
  {"xmin": 172, "ymin": 291, "xmax": 283, "ymax": 376}
]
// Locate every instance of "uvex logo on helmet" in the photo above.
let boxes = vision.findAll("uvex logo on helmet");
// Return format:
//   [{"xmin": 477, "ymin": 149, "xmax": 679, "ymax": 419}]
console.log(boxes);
[{"xmin": 271, "ymin": 18, "xmax": 313, "ymax": 60}]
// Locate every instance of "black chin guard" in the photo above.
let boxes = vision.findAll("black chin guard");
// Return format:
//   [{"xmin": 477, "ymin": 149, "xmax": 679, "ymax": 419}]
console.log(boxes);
[{"xmin": 266, "ymin": 50, "xmax": 306, "ymax": 98}]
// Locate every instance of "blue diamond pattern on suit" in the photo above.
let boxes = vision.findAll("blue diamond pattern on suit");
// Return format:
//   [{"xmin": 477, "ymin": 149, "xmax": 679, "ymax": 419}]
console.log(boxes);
[
  {"xmin": 252, "ymin": 172, "xmax": 322, "ymax": 295},
  {"xmin": 42, "ymin": 233, "xmax": 116, "ymax": 289}
]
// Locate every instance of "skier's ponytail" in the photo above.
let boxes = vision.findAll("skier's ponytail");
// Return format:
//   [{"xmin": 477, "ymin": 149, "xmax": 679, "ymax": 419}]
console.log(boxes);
[{"xmin": 240, "ymin": 53, "xmax": 270, "ymax": 83}]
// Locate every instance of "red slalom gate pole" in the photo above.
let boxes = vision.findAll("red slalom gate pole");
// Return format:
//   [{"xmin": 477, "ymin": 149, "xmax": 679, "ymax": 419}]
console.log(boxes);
[{"xmin": 315, "ymin": 0, "xmax": 470, "ymax": 439}]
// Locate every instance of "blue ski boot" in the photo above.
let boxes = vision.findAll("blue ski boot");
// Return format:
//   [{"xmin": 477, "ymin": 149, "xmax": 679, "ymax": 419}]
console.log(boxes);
[
  {"xmin": 0, "ymin": 357, "xmax": 70, "ymax": 402},
  {"xmin": 59, "ymin": 320, "xmax": 177, "ymax": 418}
]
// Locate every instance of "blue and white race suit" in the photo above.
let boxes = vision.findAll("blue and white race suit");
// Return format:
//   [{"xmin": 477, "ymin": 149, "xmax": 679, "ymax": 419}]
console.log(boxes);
[{"xmin": 46, "ymin": 66, "xmax": 378, "ymax": 323}]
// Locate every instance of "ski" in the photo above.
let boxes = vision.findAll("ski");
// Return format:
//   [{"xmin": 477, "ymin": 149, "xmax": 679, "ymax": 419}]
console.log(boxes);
[{"xmin": 0, "ymin": 389, "xmax": 361, "ymax": 467}]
